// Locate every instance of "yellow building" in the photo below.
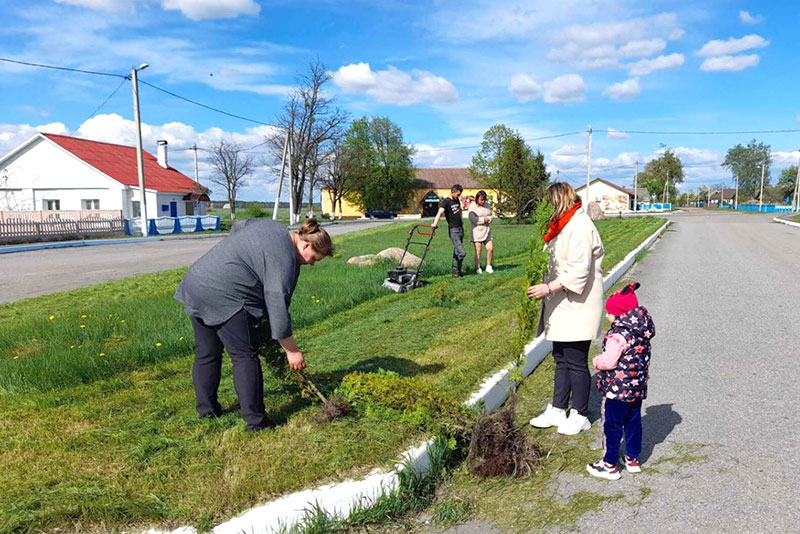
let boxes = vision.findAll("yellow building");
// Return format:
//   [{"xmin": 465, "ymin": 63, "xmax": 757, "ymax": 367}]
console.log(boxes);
[{"xmin": 321, "ymin": 168, "xmax": 499, "ymax": 218}]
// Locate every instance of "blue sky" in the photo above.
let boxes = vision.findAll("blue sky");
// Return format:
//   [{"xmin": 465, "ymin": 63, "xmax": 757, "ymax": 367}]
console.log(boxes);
[{"xmin": 1, "ymin": 0, "xmax": 799, "ymax": 200}]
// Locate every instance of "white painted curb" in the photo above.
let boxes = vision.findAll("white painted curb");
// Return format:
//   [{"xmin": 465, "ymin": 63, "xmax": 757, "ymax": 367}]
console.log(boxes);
[
  {"xmin": 152, "ymin": 219, "xmax": 671, "ymax": 534},
  {"xmin": 773, "ymin": 217, "xmax": 800, "ymax": 229}
]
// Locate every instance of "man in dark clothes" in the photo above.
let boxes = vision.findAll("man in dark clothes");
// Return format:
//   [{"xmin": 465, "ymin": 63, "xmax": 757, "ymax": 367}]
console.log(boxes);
[{"xmin": 431, "ymin": 184, "xmax": 465, "ymax": 277}]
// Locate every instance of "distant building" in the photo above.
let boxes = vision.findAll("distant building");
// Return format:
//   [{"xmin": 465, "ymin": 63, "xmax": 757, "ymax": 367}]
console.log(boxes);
[
  {"xmin": 0, "ymin": 133, "xmax": 208, "ymax": 218},
  {"xmin": 321, "ymin": 168, "xmax": 498, "ymax": 218},
  {"xmin": 575, "ymin": 178, "xmax": 636, "ymax": 211}
]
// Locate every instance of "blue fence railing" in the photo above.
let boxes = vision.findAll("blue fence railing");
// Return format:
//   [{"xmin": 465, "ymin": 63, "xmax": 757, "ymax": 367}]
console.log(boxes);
[
  {"xmin": 124, "ymin": 216, "xmax": 220, "ymax": 235},
  {"xmin": 636, "ymin": 203, "xmax": 672, "ymax": 211},
  {"xmin": 716, "ymin": 204, "xmax": 792, "ymax": 213}
]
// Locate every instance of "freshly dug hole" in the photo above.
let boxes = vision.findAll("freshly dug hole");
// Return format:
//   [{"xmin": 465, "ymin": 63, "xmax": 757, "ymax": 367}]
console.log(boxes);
[{"xmin": 467, "ymin": 401, "xmax": 542, "ymax": 478}]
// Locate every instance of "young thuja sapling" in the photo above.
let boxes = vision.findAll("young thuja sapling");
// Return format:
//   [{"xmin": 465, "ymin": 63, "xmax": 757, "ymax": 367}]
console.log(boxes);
[{"xmin": 467, "ymin": 201, "xmax": 552, "ymax": 478}]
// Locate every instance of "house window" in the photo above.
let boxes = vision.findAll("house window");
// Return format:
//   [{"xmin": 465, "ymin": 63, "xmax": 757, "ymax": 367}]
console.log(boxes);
[
  {"xmin": 82, "ymin": 199, "xmax": 100, "ymax": 210},
  {"xmin": 132, "ymin": 201, "xmax": 141, "ymax": 218},
  {"xmin": 43, "ymin": 199, "xmax": 60, "ymax": 211}
]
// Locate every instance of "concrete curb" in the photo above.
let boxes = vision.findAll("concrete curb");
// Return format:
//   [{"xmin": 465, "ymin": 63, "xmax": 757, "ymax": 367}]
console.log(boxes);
[
  {"xmin": 772, "ymin": 217, "xmax": 800, "ymax": 229},
  {"xmin": 0, "ymin": 232, "xmax": 229, "ymax": 255},
  {"xmin": 154, "ymin": 219, "xmax": 672, "ymax": 534}
]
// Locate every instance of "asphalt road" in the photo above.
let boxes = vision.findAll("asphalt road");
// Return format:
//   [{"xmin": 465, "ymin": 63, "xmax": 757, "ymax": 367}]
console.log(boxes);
[
  {"xmin": 0, "ymin": 219, "xmax": 394, "ymax": 303},
  {"xmin": 429, "ymin": 209, "xmax": 800, "ymax": 533}
]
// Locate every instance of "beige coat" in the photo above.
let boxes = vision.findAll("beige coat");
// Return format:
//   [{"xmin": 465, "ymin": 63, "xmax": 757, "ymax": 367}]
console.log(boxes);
[
  {"xmin": 468, "ymin": 203, "xmax": 493, "ymax": 242},
  {"xmin": 537, "ymin": 209, "xmax": 605, "ymax": 342}
]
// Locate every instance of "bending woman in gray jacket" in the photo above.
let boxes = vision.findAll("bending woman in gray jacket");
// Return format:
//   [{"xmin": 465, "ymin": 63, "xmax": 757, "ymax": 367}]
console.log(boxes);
[{"xmin": 175, "ymin": 218, "xmax": 333, "ymax": 432}]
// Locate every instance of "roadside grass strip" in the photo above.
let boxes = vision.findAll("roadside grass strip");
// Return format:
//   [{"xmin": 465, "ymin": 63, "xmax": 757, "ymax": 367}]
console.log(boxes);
[{"xmin": 0, "ymin": 217, "xmax": 664, "ymax": 534}]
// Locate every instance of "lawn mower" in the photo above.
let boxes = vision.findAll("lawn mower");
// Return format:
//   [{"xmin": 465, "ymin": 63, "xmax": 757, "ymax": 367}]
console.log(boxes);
[{"xmin": 382, "ymin": 224, "xmax": 436, "ymax": 293}]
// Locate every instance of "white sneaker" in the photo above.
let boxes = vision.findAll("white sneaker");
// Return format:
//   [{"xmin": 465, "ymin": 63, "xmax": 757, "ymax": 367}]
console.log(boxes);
[
  {"xmin": 477, "ymin": 268, "xmax": 483, "ymax": 274},
  {"xmin": 485, "ymin": 265, "xmax": 494, "ymax": 274},
  {"xmin": 529, "ymin": 404, "xmax": 567, "ymax": 428},
  {"xmin": 557, "ymin": 409, "xmax": 591, "ymax": 435}
]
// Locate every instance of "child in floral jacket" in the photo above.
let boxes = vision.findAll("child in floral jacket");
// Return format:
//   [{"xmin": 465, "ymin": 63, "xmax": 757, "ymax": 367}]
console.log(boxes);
[{"xmin": 586, "ymin": 282, "xmax": 655, "ymax": 480}]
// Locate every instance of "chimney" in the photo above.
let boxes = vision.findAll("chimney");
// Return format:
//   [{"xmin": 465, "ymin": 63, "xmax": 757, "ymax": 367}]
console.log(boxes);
[{"xmin": 157, "ymin": 140, "xmax": 168, "ymax": 168}]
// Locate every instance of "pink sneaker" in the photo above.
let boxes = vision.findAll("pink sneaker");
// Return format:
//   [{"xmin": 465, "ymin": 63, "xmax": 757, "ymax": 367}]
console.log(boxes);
[{"xmin": 623, "ymin": 455, "xmax": 641, "ymax": 473}]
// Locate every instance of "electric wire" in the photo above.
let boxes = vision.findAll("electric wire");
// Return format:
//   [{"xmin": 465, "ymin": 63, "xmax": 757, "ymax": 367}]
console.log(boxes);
[
  {"xmin": 138, "ymin": 79, "xmax": 271, "ymax": 126},
  {"xmin": 70, "ymin": 77, "xmax": 128, "ymax": 135},
  {"xmin": 0, "ymin": 57, "xmax": 126, "ymax": 78}
]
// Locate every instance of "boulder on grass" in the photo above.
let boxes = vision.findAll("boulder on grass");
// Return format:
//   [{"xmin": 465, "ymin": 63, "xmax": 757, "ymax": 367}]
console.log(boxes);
[
  {"xmin": 347, "ymin": 254, "xmax": 379, "ymax": 266},
  {"xmin": 377, "ymin": 247, "xmax": 422, "ymax": 268},
  {"xmin": 586, "ymin": 201, "xmax": 605, "ymax": 221}
]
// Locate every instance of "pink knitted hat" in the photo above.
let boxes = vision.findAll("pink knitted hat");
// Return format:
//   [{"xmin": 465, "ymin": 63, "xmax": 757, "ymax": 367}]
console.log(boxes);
[{"xmin": 605, "ymin": 282, "xmax": 640, "ymax": 316}]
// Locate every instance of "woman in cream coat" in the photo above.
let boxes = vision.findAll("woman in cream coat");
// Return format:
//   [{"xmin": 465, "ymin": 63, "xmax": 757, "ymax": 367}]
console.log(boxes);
[{"xmin": 527, "ymin": 182, "xmax": 605, "ymax": 436}]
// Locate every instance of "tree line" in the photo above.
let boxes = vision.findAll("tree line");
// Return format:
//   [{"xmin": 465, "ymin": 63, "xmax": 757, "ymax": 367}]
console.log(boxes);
[{"xmin": 206, "ymin": 61, "xmax": 798, "ymax": 221}]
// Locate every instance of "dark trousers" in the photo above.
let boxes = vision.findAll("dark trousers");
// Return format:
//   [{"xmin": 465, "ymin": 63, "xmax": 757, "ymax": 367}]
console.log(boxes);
[
  {"xmin": 552, "ymin": 340, "xmax": 591, "ymax": 416},
  {"xmin": 449, "ymin": 226, "xmax": 465, "ymax": 272},
  {"xmin": 602, "ymin": 398, "xmax": 643, "ymax": 465},
  {"xmin": 190, "ymin": 309, "xmax": 271, "ymax": 430}
]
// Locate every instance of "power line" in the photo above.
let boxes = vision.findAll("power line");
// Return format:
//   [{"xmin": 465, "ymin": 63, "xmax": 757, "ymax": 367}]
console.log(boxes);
[
  {"xmin": 600, "ymin": 128, "xmax": 800, "ymax": 135},
  {"xmin": 70, "ymin": 77, "xmax": 128, "ymax": 135},
  {"xmin": 0, "ymin": 57, "xmax": 126, "ymax": 79},
  {"xmin": 138, "ymin": 79, "xmax": 271, "ymax": 126}
]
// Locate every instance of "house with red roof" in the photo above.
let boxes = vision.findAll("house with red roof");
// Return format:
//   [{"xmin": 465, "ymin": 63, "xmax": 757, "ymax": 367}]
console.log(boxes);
[{"xmin": 0, "ymin": 133, "xmax": 208, "ymax": 219}]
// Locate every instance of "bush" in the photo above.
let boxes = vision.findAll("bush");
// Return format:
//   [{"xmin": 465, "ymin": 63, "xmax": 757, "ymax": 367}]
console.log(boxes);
[{"xmin": 244, "ymin": 203, "xmax": 269, "ymax": 219}]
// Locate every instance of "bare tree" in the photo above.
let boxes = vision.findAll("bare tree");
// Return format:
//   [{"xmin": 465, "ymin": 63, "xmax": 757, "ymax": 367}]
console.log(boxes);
[
  {"xmin": 318, "ymin": 139, "xmax": 354, "ymax": 219},
  {"xmin": 208, "ymin": 140, "xmax": 254, "ymax": 220},
  {"xmin": 269, "ymin": 59, "xmax": 348, "ymax": 223}
]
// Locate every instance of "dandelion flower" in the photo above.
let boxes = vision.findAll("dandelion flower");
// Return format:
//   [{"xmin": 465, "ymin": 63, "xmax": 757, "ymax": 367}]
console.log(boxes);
[
  {"xmin": 155, "ymin": 342, "xmax": 163, "ymax": 348},
  {"xmin": 80, "ymin": 314, "xmax": 88, "ymax": 319},
  {"xmin": 120, "ymin": 319, "xmax": 126, "ymax": 323},
  {"xmin": 99, "ymin": 352, "xmax": 106, "ymax": 357},
  {"xmin": 13, "ymin": 355, "xmax": 19, "ymax": 360},
  {"xmin": 70, "ymin": 344, "xmax": 75, "ymax": 349},
  {"xmin": 49, "ymin": 315, "xmax": 55, "ymax": 320},
  {"xmin": 178, "ymin": 336, "xmax": 185, "ymax": 341},
  {"xmin": 108, "ymin": 314, "xmax": 113, "ymax": 318},
  {"xmin": 80, "ymin": 324, "xmax": 87, "ymax": 329}
]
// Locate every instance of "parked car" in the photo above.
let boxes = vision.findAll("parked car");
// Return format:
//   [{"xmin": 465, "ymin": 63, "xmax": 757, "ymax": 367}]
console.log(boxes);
[{"xmin": 365, "ymin": 209, "xmax": 397, "ymax": 219}]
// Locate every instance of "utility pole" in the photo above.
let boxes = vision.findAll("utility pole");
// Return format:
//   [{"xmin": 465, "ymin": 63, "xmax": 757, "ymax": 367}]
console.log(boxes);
[
  {"xmin": 585, "ymin": 126, "xmax": 592, "ymax": 205},
  {"xmin": 707, "ymin": 187, "xmax": 711, "ymax": 207},
  {"xmin": 131, "ymin": 64, "xmax": 149, "ymax": 236},
  {"xmin": 734, "ymin": 174, "xmax": 739, "ymax": 210},
  {"xmin": 273, "ymin": 130, "xmax": 290, "ymax": 221},
  {"xmin": 633, "ymin": 160, "xmax": 639, "ymax": 212},
  {"xmin": 287, "ymin": 132, "xmax": 295, "ymax": 225},
  {"xmin": 192, "ymin": 143, "xmax": 199, "ymax": 185},
  {"xmin": 556, "ymin": 169, "xmax": 560, "ymax": 180},
  {"xmin": 759, "ymin": 161, "xmax": 766, "ymax": 213},
  {"xmin": 793, "ymin": 151, "xmax": 800, "ymax": 212}
]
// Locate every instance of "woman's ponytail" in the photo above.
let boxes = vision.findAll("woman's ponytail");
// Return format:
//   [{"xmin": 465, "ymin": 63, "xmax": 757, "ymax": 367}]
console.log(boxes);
[{"xmin": 295, "ymin": 218, "xmax": 334, "ymax": 256}]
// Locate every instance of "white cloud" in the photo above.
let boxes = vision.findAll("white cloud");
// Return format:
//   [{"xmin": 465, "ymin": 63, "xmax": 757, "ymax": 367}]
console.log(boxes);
[
  {"xmin": 603, "ymin": 77, "xmax": 640, "ymax": 100},
  {"xmin": 739, "ymin": 11, "xmax": 764, "ymax": 25},
  {"xmin": 618, "ymin": 39, "xmax": 667, "ymax": 58},
  {"xmin": 509, "ymin": 74, "xmax": 542, "ymax": 103},
  {"xmin": 0, "ymin": 122, "xmax": 69, "ymax": 155},
  {"xmin": 700, "ymin": 54, "xmax": 760, "ymax": 72},
  {"xmin": 607, "ymin": 128, "xmax": 629, "ymax": 139},
  {"xmin": 550, "ymin": 144, "xmax": 587, "ymax": 168},
  {"xmin": 543, "ymin": 74, "xmax": 586, "ymax": 104},
  {"xmin": 668, "ymin": 146, "xmax": 720, "ymax": 165},
  {"xmin": 696, "ymin": 34, "xmax": 769, "ymax": 56},
  {"xmin": 547, "ymin": 12, "xmax": 684, "ymax": 70},
  {"xmin": 627, "ymin": 53, "xmax": 684, "ymax": 76},
  {"xmin": 412, "ymin": 144, "xmax": 471, "ymax": 168},
  {"xmin": 0, "ymin": 114, "xmax": 284, "ymax": 200},
  {"xmin": 331, "ymin": 63, "xmax": 459, "ymax": 106},
  {"xmin": 162, "ymin": 0, "xmax": 260, "ymax": 20},
  {"xmin": 53, "ymin": 0, "xmax": 260, "ymax": 20}
]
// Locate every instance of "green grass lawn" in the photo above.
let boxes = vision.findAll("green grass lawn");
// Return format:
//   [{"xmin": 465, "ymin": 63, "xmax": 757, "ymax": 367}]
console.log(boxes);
[
  {"xmin": 0, "ymin": 217, "xmax": 665, "ymax": 534},
  {"xmin": 792, "ymin": 215, "xmax": 800, "ymax": 223}
]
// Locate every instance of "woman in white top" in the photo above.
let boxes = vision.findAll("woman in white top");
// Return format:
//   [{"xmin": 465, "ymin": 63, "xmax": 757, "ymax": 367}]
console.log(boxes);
[{"xmin": 468, "ymin": 190, "xmax": 494, "ymax": 274}]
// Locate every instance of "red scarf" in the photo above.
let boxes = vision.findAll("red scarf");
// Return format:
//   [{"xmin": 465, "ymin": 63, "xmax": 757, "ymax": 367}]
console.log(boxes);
[{"xmin": 544, "ymin": 202, "xmax": 582, "ymax": 243}]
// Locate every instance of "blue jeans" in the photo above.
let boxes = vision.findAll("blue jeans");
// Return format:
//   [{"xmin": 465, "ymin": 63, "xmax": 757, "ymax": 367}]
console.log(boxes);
[{"xmin": 601, "ymin": 397, "xmax": 643, "ymax": 465}]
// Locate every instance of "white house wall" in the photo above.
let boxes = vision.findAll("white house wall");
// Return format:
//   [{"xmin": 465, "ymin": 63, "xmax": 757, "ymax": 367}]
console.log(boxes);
[
  {"xmin": 578, "ymin": 181, "xmax": 630, "ymax": 212},
  {"xmin": 0, "ymin": 138, "xmax": 122, "ymax": 211}
]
